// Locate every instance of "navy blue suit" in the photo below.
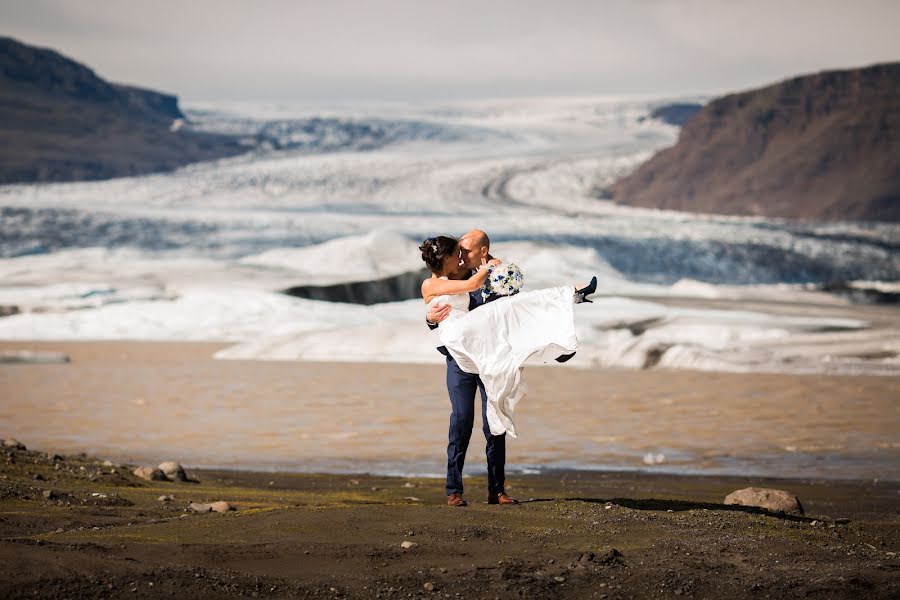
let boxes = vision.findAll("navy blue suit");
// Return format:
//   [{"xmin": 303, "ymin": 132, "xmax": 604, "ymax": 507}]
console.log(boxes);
[{"xmin": 430, "ymin": 287, "xmax": 506, "ymax": 497}]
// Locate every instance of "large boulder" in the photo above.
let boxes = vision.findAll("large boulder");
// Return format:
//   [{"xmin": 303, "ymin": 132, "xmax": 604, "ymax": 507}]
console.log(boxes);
[
  {"xmin": 132, "ymin": 466, "xmax": 169, "ymax": 482},
  {"xmin": 158, "ymin": 461, "xmax": 189, "ymax": 482},
  {"xmin": 724, "ymin": 487, "xmax": 804, "ymax": 515}
]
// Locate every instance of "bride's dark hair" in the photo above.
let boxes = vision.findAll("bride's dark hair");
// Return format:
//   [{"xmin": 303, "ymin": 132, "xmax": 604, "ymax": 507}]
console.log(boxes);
[{"xmin": 419, "ymin": 235, "xmax": 458, "ymax": 273}]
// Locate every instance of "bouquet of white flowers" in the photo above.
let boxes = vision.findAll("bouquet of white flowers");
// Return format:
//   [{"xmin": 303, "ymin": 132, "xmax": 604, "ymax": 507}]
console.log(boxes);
[{"xmin": 481, "ymin": 261, "xmax": 524, "ymax": 298}]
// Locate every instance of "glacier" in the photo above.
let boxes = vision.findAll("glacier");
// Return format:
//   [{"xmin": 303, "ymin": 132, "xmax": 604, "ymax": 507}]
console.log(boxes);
[{"xmin": 0, "ymin": 95, "xmax": 897, "ymax": 375}]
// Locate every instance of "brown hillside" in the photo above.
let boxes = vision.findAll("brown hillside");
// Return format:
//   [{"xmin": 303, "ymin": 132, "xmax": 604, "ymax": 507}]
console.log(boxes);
[
  {"xmin": 0, "ymin": 37, "xmax": 248, "ymax": 183},
  {"xmin": 604, "ymin": 63, "xmax": 900, "ymax": 222}
]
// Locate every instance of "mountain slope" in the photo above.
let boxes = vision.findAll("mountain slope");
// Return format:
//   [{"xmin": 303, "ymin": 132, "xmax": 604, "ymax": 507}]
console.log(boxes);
[
  {"xmin": 0, "ymin": 37, "xmax": 247, "ymax": 183},
  {"xmin": 604, "ymin": 63, "xmax": 900, "ymax": 222}
]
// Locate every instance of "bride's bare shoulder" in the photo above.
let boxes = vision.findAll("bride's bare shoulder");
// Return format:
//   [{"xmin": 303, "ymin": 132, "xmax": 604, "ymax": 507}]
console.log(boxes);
[{"xmin": 422, "ymin": 277, "xmax": 436, "ymax": 301}]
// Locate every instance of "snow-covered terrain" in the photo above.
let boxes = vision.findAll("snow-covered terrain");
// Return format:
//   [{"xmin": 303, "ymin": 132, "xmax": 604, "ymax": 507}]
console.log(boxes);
[{"xmin": 1, "ymin": 95, "xmax": 898, "ymax": 375}]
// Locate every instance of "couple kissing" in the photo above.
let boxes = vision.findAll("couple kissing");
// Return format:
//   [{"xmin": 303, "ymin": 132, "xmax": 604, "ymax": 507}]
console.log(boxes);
[{"xmin": 420, "ymin": 229, "xmax": 597, "ymax": 507}]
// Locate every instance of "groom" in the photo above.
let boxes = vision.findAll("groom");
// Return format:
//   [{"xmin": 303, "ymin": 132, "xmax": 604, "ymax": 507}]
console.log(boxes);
[{"xmin": 426, "ymin": 229, "xmax": 518, "ymax": 507}]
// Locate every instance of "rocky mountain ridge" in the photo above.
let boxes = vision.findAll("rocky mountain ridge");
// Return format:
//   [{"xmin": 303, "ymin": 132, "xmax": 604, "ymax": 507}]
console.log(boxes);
[
  {"xmin": 0, "ymin": 36, "xmax": 247, "ymax": 183},
  {"xmin": 604, "ymin": 63, "xmax": 900, "ymax": 222}
]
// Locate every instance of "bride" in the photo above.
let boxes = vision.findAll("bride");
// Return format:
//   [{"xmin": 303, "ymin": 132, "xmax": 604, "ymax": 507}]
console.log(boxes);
[{"xmin": 420, "ymin": 235, "xmax": 596, "ymax": 437}]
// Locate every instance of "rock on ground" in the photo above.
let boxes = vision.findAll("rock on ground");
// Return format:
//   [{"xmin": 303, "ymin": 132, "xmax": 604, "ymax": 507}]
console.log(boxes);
[
  {"xmin": 132, "ymin": 467, "xmax": 169, "ymax": 482},
  {"xmin": 189, "ymin": 501, "xmax": 234, "ymax": 513},
  {"xmin": 724, "ymin": 487, "xmax": 804, "ymax": 515},
  {"xmin": 158, "ymin": 461, "xmax": 190, "ymax": 482}
]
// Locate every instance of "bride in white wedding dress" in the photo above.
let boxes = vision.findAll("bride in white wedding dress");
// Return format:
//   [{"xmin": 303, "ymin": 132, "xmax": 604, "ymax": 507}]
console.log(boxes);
[{"xmin": 420, "ymin": 235, "xmax": 596, "ymax": 438}]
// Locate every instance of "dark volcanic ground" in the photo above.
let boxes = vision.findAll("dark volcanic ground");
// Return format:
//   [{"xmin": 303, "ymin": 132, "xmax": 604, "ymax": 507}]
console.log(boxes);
[{"xmin": 1, "ymin": 444, "xmax": 898, "ymax": 599}]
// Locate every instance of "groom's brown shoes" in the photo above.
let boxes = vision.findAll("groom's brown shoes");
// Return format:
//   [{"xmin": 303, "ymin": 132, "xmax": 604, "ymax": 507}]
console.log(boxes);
[
  {"xmin": 447, "ymin": 493, "xmax": 468, "ymax": 507},
  {"xmin": 488, "ymin": 492, "xmax": 519, "ymax": 505}
]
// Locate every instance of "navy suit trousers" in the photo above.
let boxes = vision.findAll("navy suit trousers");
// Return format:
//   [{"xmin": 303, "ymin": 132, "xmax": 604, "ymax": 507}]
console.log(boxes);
[{"xmin": 445, "ymin": 353, "xmax": 506, "ymax": 496}]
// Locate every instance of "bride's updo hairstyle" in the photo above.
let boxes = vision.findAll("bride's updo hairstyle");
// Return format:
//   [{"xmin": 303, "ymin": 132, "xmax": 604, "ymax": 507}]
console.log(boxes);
[{"xmin": 419, "ymin": 235, "xmax": 458, "ymax": 273}]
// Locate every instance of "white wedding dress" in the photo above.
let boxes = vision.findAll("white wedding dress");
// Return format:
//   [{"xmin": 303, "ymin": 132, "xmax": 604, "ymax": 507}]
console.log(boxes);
[{"xmin": 428, "ymin": 282, "xmax": 578, "ymax": 437}]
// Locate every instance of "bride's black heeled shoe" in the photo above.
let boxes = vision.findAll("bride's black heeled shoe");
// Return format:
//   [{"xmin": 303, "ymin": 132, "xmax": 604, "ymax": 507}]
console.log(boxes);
[
  {"xmin": 555, "ymin": 352, "xmax": 576, "ymax": 363},
  {"xmin": 574, "ymin": 276, "xmax": 597, "ymax": 304}
]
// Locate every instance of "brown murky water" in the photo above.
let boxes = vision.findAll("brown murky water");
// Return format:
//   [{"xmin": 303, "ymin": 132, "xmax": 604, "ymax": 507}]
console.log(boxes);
[{"xmin": 1, "ymin": 341, "xmax": 898, "ymax": 480}]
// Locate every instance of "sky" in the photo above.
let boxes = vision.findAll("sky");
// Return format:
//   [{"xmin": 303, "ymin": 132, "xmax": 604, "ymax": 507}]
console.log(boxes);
[{"xmin": 2, "ymin": 0, "xmax": 899, "ymax": 103}]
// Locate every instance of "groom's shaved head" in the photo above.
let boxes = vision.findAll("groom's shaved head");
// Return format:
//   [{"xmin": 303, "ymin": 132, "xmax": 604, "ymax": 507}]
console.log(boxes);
[
  {"xmin": 458, "ymin": 229, "xmax": 491, "ymax": 270},
  {"xmin": 462, "ymin": 229, "xmax": 490, "ymax": 249}
]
